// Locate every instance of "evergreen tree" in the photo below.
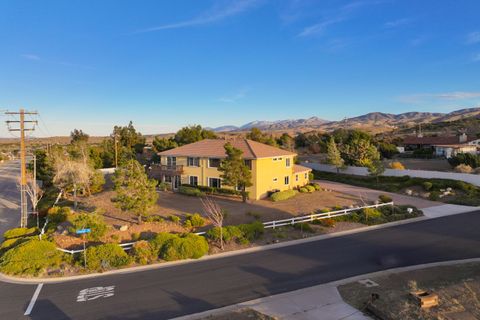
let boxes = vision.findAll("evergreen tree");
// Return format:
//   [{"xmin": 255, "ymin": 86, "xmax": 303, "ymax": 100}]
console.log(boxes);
[
  {"xmin": 326, "ymin": 137, "xmax": 344, "ymax": 173},
  {"xmin": 218, "ymin": 143, "xmax": 252, "ymax": 202}
]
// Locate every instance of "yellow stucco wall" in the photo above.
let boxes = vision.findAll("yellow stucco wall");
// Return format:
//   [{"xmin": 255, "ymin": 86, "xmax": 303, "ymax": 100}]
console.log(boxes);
[{"xmin": 160, "ymin": 155, "xmax": 310, "ymax": 200}]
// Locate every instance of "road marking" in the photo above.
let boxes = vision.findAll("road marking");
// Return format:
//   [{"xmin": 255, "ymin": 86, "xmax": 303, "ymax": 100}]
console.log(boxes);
[
  {"xmin": 24, "ymin": 283, "xmax": 44, "ymax": 315},
  {"xmin": 77, "ymin": 286, "xmax": 115, "ymax": 302}
]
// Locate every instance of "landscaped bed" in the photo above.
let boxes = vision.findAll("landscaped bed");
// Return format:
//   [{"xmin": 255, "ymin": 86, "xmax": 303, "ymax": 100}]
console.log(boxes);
[
  {"xmin": 338, "ymin": 262, "xmax": 480, "ymax": 320},
  {"xmin": 314, "ymin": 170, "xmax": 480, "ymax": 206}
]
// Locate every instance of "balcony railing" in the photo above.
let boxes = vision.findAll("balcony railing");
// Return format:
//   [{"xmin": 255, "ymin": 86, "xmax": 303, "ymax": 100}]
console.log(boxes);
[{"xmin": 149, "ymin": 164, "xmax": 184, "ymax": 177}]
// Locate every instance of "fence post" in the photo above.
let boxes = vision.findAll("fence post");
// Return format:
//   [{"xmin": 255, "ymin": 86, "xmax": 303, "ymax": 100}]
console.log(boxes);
[{"xmin": 273, "ymin": 220, "xmax": 276, "ymax": 229}]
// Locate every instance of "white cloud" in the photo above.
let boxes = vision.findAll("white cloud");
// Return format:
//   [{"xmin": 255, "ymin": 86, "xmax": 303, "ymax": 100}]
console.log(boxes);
[
  {"xmin": 398, "ymin": 91, "xmax": 480, "ymax": 104},
  {"xmin": 132, "ymin": 0, "xmax": 262, "ymax": 34},
  {"xmin": 384, "ymin": 18, "xmax": 410, "ymax": 29},
  {"xmin": 298, "ymin": 0, "xmax": 388, "ymax": 37},
  {"xmin": 218, "ymin": 88, "xmax": 249, "ymax": 103},
  {"xmin": 466, "ymin": 31, "xmax": 480, "ymax": 45},
  {"xmin": 21, "ymin": 54, "xmax": 40, "ymax": 61}
]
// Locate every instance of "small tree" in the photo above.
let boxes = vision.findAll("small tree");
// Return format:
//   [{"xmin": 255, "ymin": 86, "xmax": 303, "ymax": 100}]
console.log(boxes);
[
  {"xmin": 113, "ymin": 160, "xmax": 158, "ymax": 223},
  {"xmin": 24, "ymin": 173, "xmax": 43, "ymax": 227},
  {"xmin": 218, "ymin": 143, "xmax": 252, "ymax": 202},
  {"xmin": 326, "ymin": 137, "xmax": 344, "ymax": 173},
  {"xmin": 368, "ymin": 160, "xmax": 385, "ymax": 183},
  {"xmin": 201, "ymin": 197, "xmax": 224, "ymax": 250},
  {"xmin": 53, "ymin": 158, "xmax": 93, "ymax": 209}
]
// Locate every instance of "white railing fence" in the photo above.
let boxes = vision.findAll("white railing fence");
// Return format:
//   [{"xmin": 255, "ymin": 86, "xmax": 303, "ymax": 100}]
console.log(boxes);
[{"xmin": 57, "ymin": 202, "xmax": 394, "ymax": 254}]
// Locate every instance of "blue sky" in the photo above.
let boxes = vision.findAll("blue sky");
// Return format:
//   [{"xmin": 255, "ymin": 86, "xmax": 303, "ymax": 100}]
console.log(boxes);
[{"xmin": 1, "ymin": 0, "xmax": 480, "ymax": 137}]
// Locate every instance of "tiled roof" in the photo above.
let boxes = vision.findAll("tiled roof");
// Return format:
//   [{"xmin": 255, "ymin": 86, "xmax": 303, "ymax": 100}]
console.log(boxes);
[
  {"xmin": 158, "ymin": 139, "xmax": 296, "ymax": 159},
  {"xmin": 403, "ymin": 136, "xmax": 464, "ymax": 145},
  {"xmin": 293, "ymin": 164, "xmax": 312, "ymax": 173}
]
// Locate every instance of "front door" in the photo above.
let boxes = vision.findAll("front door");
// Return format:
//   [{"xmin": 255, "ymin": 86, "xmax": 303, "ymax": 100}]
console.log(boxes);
[{"xmin": 173, "ymin": 176, "xmax": 180, "ymax": 190}]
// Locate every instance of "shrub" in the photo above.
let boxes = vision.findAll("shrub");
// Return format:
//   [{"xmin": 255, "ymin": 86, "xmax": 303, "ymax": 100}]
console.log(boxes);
[
  {"xmin": 454, "ymin": 164, "xmax": 473, "ymax": 173},
  {"xmin": 157, "ymin": 182, "xmax": 171, "ymax": 191},
  {"xmin": 47, "ymin": 206, "xmax": 70, "ymax": 224},
  {"xmin": 169, "ymin": 215, "xmax": 180, "ymax": 224},
  {"xmin": 389, "ymin": 161, "xmax": 405, "ymax": 170},
  {"xmin": 145, "ymin": 215, "xmax": 165, "ymax": 223},
  {"xmin": 3, "ymin": 227, "xmax": 38, "ymax": 240},
  {"xmin": 299, "ymin": 187, "xmax": 308, "ymax": 193},
  {"xmin": 184, "ymin": 213, "xmax": 205, "ymax": 229},
  {"xmin": 0, "ymin": 239, "xmax": 64, "ymax": 276},
  {"xmin": 429, "ymin": 191, "xmax": 440, "ymax": 201},
  {"xmin": 131, "ymin": 232, "xmax": 140, "ymax": 241},
  {"xmin": 130, "ymin": 240, "xmax": 156, "ymax": 265},
  {"xmin": 90, "ymin": 170, "xmax": 106, "ymax": 194},
  {"xmin": 271, "ymin": 189, "xmax": 298, "ymax": 202},
  {"xmin": 82, "ymin": 243, "xmax": 131, "ymax": 271},
  {"xmin": 293, "ymin": 222, "xmax": 315, "ymax": 233},
  {"xmin": 161, "ymin": 234, "xmax": 209, "ymax": 261},
  {"xmin": 178, "ymin": 186, "xmax": 205, "ymax": 197},
  {"xmin": 149, "ymin": 232, "xmax": 177, "ymax": 256},
  {"xmin": 318, "ymin": 218, "xmax": 335, "ymax": 228},
  {"xmin": 238, "ymin": 221, "xmax": 264, "ymax": 241},
  {"xmin": 423, "ymin": 181, "xmax": 433, "ymax": 191},
  {"xmin": 363, "ymin": 208, "xmax": 383, "ymax": 222},
  {"xmin": 69, "ymin": 212, "xmax": 108, "ymax": 241},
  {"xmin": 246, "ymin": 211, "xmax": 261, "ymax": 220},
  {"xmin": 448, "ymin": 153, "xmax": 480, "ymax": 168},
  {"xmin": 310, "ymin": 183, "xmax": 321, "ymax": 191},
  {"xmin": 305, "ymin": 185, "xmax": 316, "ymax": 193},
  {"xmin": 0, "ymin": 236, "xmax": 33, "ymax": 252},
  {"xmin": 378, "ymin": 194, "xmax": 392, "ymax": 203},
  {"xmin": 206, "ymin": 225, "xmax": 244, "ymax": 243},
  {"xmin": 308, "ymin": 172, "xmax": 314, "ymax": 181}
]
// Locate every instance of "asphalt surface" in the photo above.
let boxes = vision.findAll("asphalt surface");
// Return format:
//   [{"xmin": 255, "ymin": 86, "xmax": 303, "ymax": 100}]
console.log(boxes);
[
  {"xmin": 0, "ymin": 210, "xmax": 479, "ymax": 320},
  {"xmin": 0, "ymin": 160, "xmax": 20, "ymax": 240}
]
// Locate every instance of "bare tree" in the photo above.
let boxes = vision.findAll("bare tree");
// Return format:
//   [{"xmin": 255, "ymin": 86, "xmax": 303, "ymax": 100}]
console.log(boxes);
[
  {"xmin": 201, "ymin": 197, "xmax": 224, "ymax": 250},
  {"xmin": 53, "ymin": 158, "xmax": 93, "ymax": 209},
  {"xmin": 17, "ymin": 173, "xmax": 44, "ymax": 227}
]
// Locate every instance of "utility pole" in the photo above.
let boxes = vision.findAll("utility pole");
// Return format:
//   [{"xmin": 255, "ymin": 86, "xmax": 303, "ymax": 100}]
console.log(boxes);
[
  {"xmin": 5, "ymin": 109, "xmax": 38, "ymax": 228},
  {"xmin": 114, "ymin": 134, "xmax": 118, "ymax": 168}
]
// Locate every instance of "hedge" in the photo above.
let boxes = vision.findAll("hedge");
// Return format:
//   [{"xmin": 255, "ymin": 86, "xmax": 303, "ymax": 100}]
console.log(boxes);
[
  {"xmin": 206, "ymin": 225, "xmax": 245, "ymax": 243},
  {"xmin": 178, "ymin": 186, "xmax": 205, "ymax": 197},
  {"xmin": 184, "ymin": 213, "xmax": 205, "ymax": 229},
  {"xmin": 69, "ymin": 212, "xmax": 108, "ymax": 241},
  {"xmin": 161, "ymin": 234, "xmax": 209, "ymax": 261},
  {"xmin": 0, "ymin": 236, "xmax": 33, "ymax": 252},
  {"xmin": 271, "ymin": 189, "xmax": 298, "ymax": 202},
  {"xmin": 181, "ymin": 184, "xmax": 242, "ymax": 196},
  {"xmin": 0, "ymin": 239, "xmax": 65, "ymax": 276},
  {"xmin": 130, "ymin": 240, "xmax": 156, "ymax": 265},
  {"xmin": 149, "ymin": 232, "xmax": 178, "ymax": 256},
  {"xmin": 237, "ymin": 221, "xmax": 264, "ymax": 241},
  {"xmin": 299, "ymin": 187, "xmax": 308, "ymax": 193},
  {"xmin": 3, "ymin": 227, "xmax": 38, "ymax": 240},
  {"xmin": 82, "ymin": 243, "xmax": 131, "ymax": 271}
]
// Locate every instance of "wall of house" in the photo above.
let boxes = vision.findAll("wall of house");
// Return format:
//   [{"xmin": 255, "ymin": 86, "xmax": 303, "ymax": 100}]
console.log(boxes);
[
  {"xmin": 253, "ymin": 155, "xmax": 296, "ymax": 199},
  {"xmin": 291, "ymin": 170, "xmax": 310, "ymax": 189}
]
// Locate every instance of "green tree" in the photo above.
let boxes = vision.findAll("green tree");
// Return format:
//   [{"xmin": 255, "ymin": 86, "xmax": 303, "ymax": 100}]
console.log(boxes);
[
  {"xmin": 174, "ymin": 125, "xmax": 216, "ymax": 146},
  {"xmin": 246, "ymin": 128, "xmax": 277, "ymax": 146},
  {"xmin": 113, "ymin": 159, "xmax": 158, "ymax": 223},
  {"xmin": 341, "ymin": 137, "xmax": 380, "ymax": 167},
  {"xmin": 70, "ymin": 129, "xmax": 89, "ymax": 144},
  {"xmin": 367, "ymin": 160, "xmax": 385, "ymax": 183},
  {"xmin": 111, "ymin": 121, "xmax": 146, "ymax": 155},
  {"xmin": 152, "ymin": 137, "xmax": 178, "ymax": 152},
  {"xmin": 277, "ymin": 133, "xmax": 295, "ymax": 151},
  {"xmin": 378, "ymin": 142, "xmax": 399, "ymax": 159},
  {"xmin": 326, "ymin": 137, "xmax": 344, "ymax": 173},
  {"xmin": 218, "ymin": 143, "xmax": 252, "ymax": 202}
]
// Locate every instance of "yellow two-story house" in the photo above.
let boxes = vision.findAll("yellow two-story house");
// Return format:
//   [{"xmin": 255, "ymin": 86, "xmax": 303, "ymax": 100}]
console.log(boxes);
[{"xmin": 152, "ymin": 139, "xmax": 311, "ymax": 200}]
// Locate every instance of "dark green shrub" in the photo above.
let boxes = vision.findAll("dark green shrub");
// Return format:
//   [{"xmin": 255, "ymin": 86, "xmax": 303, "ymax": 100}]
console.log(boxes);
[
  {"xmin": 145, "ymin": 215, "xmax": 165, "ymax": 223},
  {"xmin": 82, "ymin": 243, "xmax": 131, "ymax": 271},
  {"xmin": 238, "ymin": 221, "xmax": 264, "ymax": 241},
  {"xmin": 429, "ymin": 191, "xmax": 440, "ymax": 201},
  {"xmin": 178, "ymin": 186, "xmax": 205, "ymax": 197},
  {"xmin": 206, "ymin": 225, "xmax": 244, "ymax": 243},
  {"xmin": 271, "ymin": 189, "xmax": 298, "ymax": 201},
  {"xmin": 47, "ymin": 206, "xmax": 70, "ymax": 224},
  {"xmin": 184, "ymin": 213, "xmax": 205, "ymax": 229},
  {"xmin": 130, "ymin": 240, "xmax": 156, "ymax": 265},
  {"xmin": 158, "ymin": 182, "xmax": 171, "ymax": 191},
  {"xmin": 299, "ymin": 187, "xmax": 308, "ymax": 193},
  {"xmin": 293, "ymin": 222, "xmax": 315, "ymax": 233},
  {"xmin": 149, "ymin": 232, "xmax": 177, "ymax": 256},
  {"xmin": 69, "ymin": 212, "xmax": 108, "ymax": 241},
  {"xmin": 0, "ymin": 239, "xmax": 65, "ymax": 276},
  {"xmin": 423, "ymin": 182, "xmax": 433, "ymax": 191},
  {"xmin": 3, "ymin": 227, "xmax": 38, "ymax": 240},
  {"xmin": 161, "ymin": 234, "xmax": 209, "ymax": 261},
  {"xmin": 169, "ymin": 215, "xmax": 180, "ymax": 223},
  {"xmin": 378, "ymin": 194, "xmax": 392, "ymax": 203}
]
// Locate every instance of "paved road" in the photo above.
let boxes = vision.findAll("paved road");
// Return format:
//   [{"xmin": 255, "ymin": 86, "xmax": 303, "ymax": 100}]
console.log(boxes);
[
  {"xmin": 1, "ymin": 211, "xmax": 479, "ymax": 319},
  {"xmin": 0, "ymin": 160, "xmax": 20, "ymax": 240}
]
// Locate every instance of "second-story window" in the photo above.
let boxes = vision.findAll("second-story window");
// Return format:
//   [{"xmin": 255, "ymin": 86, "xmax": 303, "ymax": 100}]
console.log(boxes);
[
  {"xmin": 187, "ymin": 157, "xmax": 199, "ymax": 167},
  {"xmin": 244, "ymin": 159, "xmax": 252, "ymax": 170},
  {"xmin": 167, "ymin": 156, "xmax": 176, "ymax": 167},
  {"xmin": 286, "ymin": 158, "xmax": 291, "ymax": 167},
  {"xmin": 208, "ymin": 158, "xmax": 221, "ymax": 168}
]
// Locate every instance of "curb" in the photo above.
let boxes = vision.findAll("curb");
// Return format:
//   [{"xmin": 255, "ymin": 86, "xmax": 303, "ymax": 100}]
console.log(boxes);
[
  {"xmin": 1, "ymin": 208, "xmax": 478, "ymax": 284},
  {"xmin": 171, "ymin": 257, "xmax": 480, "ymax": 320}
]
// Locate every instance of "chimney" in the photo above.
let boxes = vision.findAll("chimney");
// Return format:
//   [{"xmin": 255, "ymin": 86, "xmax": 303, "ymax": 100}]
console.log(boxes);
[{"xmin": 459, "ymin": 133, "xmax": 467, "ymax": 143}]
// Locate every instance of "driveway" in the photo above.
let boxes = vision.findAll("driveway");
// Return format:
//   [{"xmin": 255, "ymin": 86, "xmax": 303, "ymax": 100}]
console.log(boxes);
[
  {"xmin": 0, "ymin": 160, "xmax": 20, "ymax": 240},
  {"xmin": 316, "ymin": 179, "xmax": 441, "ymax": 209}
]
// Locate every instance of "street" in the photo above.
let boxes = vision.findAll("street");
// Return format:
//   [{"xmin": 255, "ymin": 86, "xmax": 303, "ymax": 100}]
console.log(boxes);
[
  {"xmin": 0, "ymin": 210, "xmax": 479, "ymax": 320},
  {"xmin": 0, "ymin": 160, "xmax": 20, "ymax": 240}
]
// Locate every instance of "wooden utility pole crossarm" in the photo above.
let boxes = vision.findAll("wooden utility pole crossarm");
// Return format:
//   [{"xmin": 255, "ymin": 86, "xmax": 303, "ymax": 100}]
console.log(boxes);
[{"xmin": 5, "ymin": 109, "xmax": 38, "ymax": 228}]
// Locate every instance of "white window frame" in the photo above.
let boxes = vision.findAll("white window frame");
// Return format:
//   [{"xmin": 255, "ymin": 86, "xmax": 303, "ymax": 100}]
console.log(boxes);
[
  {"xmin": 189, "ymin": 175, "xmax": 198, "ymax": 186},
  {"xmin": 208, "ymin": 158, "xmax": 221, "ymax": 168},
  {"xmin": 208, "ymin": 177, "xmax": 221, "ymax": 188},
  {"xmin": 167, "ymin": 156, "xmax": 176, "ymax": 167},
  {"xmin": 187, "ymin": 157, "xmax": 200, "ymax": 167},
  {"xmin": 273, "ymin": 177, "xmax": 278, "ymax": 183},
  {"xmin": 284, "ymin": 176, "xmax": 289, "ymax": 185},
  {"xmin": 286, "ymin": 157, "xmax": 291, "ymax": 167}
]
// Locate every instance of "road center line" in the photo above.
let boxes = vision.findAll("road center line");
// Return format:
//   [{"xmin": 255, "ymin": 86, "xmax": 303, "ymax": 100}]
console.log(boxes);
[{"xmin": 24, "ymin": 283, "xmax": 43, "ymax": 316}]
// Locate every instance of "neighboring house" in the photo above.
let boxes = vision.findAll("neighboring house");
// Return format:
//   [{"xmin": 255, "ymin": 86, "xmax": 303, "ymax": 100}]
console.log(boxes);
[
  {"xmin": 403, "ymin": 133, "xmax": 478, "ymax": 158},
  {"xmin": 150, "ymin": 139, "xmax": 311, "ymax": 200}
]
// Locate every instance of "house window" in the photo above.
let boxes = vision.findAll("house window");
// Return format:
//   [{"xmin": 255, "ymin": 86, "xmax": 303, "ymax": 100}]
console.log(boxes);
[
  {"xmin": 305, "ymin": 173, "xmax": 308, "ymax": 179},
  {"xmin": 208, "ymin": 158, "xmax": 221, "ymax": 168},
  {"xmin": 167, "ymin": 156, "xmax": 176, "ymax": 167},
  {"xmin": 273, "ymin": 177, "xmax": 278, "ymax": 182},
  {"xmin": 286, "ymin": 158, "xmax": 291, "ymax": 167},
  {"xmin": 209, "ymin": 177, "xmax": 221, "ymax": 188},
  {"xmin": 189, "ymin": 176, "xmax": 198, "ymax": 186},
  {"xmin": 296, "ymin": 174, "xmax": 299, "ymax": 182},
  {"xmin": 284, "ymin": 176, "xmax": 289, "ymax": 185},
  {"xmin": 187, "ymin": 157, "xmax": 199, "ymax": 167},
  {"xmin": 273, "ymin": 157, "xmax": 278, "ymax": 161},
  {"xmin": 244, "ymin": 159, "xmax": 252, "ymax": 170}
]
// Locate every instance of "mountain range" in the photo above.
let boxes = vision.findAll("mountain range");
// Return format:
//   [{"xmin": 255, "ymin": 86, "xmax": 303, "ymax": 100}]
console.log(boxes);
[{"xmin": 210, "ymin": 107, "xmax": 480, "ymax": 133}]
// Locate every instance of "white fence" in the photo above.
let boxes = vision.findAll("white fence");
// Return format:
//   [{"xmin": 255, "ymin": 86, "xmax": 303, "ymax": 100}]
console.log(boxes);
[
  {"xmin": 302, "ymin": 162, "xmax": 480, "ymax": 187},
  {"xmin": 56, "ymin": 202, "xmax": 393, "ymax": 254}
]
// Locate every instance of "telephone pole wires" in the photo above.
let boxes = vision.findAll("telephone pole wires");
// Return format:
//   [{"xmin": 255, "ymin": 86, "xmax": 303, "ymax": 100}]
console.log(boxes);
[{"xmin": 5, "ymin": 109, "xmax": 38, "ymax": 228}]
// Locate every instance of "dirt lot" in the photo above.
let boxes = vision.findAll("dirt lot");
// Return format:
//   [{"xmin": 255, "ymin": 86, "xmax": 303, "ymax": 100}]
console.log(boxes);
[{"xmin": 338, "ymin": 262, "xmax": 480, "ymax": 320}]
